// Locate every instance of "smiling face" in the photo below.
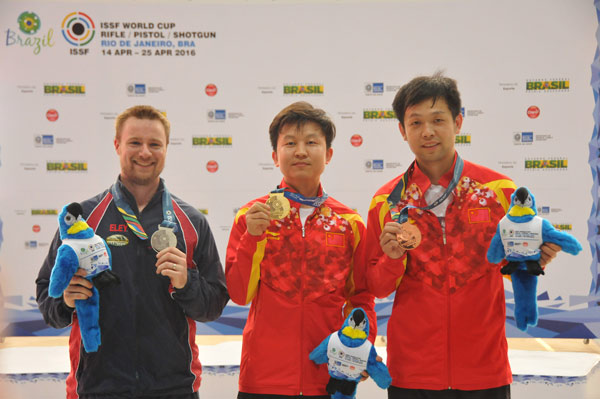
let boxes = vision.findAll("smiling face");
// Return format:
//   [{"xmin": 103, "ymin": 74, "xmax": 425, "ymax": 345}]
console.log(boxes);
[
  {"xmin": 399, "ymin": 97, "xmax": 462, "ymax": 174},
  {"xmin": 272, "ymin": 121, "xmax": 333, "ymax": 196},
  {"xmin": 114, "ymin": 117, "xmax": 167, "ymax": 187}
]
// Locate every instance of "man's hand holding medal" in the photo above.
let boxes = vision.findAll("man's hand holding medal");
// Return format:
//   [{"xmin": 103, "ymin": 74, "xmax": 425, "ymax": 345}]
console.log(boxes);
[
  {"xmin": 380, "ymin": 221, "xmax": 422, "ymax": 259},
  {"xmin": 246, "ymin": 192, "xmax": 291, "ymax": 236}
]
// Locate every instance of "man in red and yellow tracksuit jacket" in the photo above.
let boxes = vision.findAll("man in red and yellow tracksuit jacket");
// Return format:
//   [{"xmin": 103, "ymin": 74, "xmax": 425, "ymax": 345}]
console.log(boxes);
[
  {"xmin": 227, "ymin": 101, "xmax": 375, "ymax": 398},
  {"xmin": 227, "ymin": 180, "xmax": 375, "ymax": 396},
  {"xmin": 366, "ymin": 157, "xmax": 515, "ymax": 391}
]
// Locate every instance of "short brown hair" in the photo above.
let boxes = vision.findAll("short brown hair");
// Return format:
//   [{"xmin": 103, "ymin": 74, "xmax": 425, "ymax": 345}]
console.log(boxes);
[
  {"xmin": 269, "ymin": 102, "xmax": 335, "ymax": 151},
  {"xmin": 115, "ymin": 105, "xmax": 171, "ymax": 143}
]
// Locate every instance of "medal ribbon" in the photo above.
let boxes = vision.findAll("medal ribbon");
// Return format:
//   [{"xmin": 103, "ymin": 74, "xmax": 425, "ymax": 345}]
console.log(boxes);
[
  {"xmin": 272, "ymin": 187, "xmax": 329, "ymax": 207},
  {"xmin": 111, "ymin": 182, "xmax": 178, "ymax": 241},
  {"xmin": 387, "ymin": 155, "xmax": 464, "ymax": 224}
]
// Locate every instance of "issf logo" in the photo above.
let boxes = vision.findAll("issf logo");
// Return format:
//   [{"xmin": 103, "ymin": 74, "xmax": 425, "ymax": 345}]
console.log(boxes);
[{"xmin": 62, "ymin": 12, "xmax": 95, "ymax": 46}]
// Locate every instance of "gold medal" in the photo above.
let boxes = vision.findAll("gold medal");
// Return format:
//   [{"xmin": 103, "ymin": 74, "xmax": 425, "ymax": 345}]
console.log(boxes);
[
  {"xmin": 396, "ymin": 222, "xmax": 422, "ymax": 250},
  {"xmin": 151, "ymin": 226, "xmax": 177, "ymax": 252},
  {"xmin": 266, "ymin": 193, "xmax": 291, "ymax": 220}
]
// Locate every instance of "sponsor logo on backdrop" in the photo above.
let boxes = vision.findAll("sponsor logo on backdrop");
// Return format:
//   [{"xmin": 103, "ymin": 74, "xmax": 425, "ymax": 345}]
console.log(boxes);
[
  {"xmin": 6, "ymin": 11, "xmax": 55, "ymax": 54},
  {"xmin": 35, "ymin": 134, "xmax": 72, "ymax": 146},
  {"xmin": 25, "ymin": 240, "xmax": 48, "ymax": 248},
  {"xmin": 206, "ymin": 160, "xmax": 218, "ymax": 173},
  {"xmin": 537, "ymin": 206, "xmax": 561, "ymax": 215},
  {"xmin": 350, "ymin": 134, "xmax": 363, "ymax": 147},
  {"xmin": 20, "ymin": 162, "xmax": 39, "ymax": 171},
  {"xmin": 553, "ymin": 224, "xmax": 572, "ymax": 231},
  {"xmin": 205, "ymin": 84, "xmax": 217, "ymax": 96},
  {"xmin": 337, "ymin": 111, "xmax": 356, "ymax": 120},
  {"xmin": 126, "ymin": 83, "xmax": 164, "ymax": 96},
  {"xmin": 513, "ymin": 132, "xmax": 533, "ymax": 145},
  {"xmin": 498, "ymin": 160, "xmax": 517, "ymax": 169},
  {"xmin": 524, "ymin": 158, "xmax": 568, "ymax": 170},
  {"xmin": 206, "ymin": 110, "xmax": 243, "ymax": 121},
  {"xmin": 46, "ymin": 161, "xmax": 88, "ymax": 171},
  {"xmin": 365, "ymin": 159, "xmax": 384, "ymax": 172},
  {"xmin": 44, "ymin": 84, "xmax": 85, "ymax": 95},
  {"xmin": 364, "ymin": 82, "xmax": 384, "ymax": 95},
  {"xmin": 283, "ymin": 84, "xmax": 324, "ymax": 95},
  {"xmin": 35, "ymin": 135, "xmax": 54, "ymax": 147},
  {"xmin": 499, "ymin": 82, "xmax": 518, "ymax": 91},
  {"xmin": 364, "ymin": 82, "xmax": 401, "ymax": 94},
  {"xmin": 513, "ymin": 131, "xmax": 553, "ymax": 145},
  {"xmin": 455, "ymin": 133, "xmax": 471, "ymax": 145},
  {"xmin": 462, "ymin": 106, "xmax": 484, "ymax": 117},
  {"xmin": 32, "ymin": 225, "xmax": 41, "ymax": 233},
  {"xmin": 257, "ymin": 86, "xmax": 276, "ymax": 94},
  {"xmin": 192, "ymin": 136, "xmax": 232, "ymax": 146},
  {"xmin": 259, "ymin": 162, "xmax": 275, "ymax": 171},
  {"xmin": 363, "ymin": 109, "xmax": 396, "ymax": 120},
  {"xmin": 46, "ymin": 109, "xmax": 59, "ymax": 121},
  {"xmin": 31, "ymin": 209, "xmax": 58, "ymax": 215},
  {"xmin": 4, "ymin": 11, "xmax": 55, "ymax": 55},
  {"xmin": 527, "ymin": 106, "xmax": 540, "ymax": 118},
  {"xmin": 128, "ymin": 84, "xmax": 146, "ymax": 95},
  {"xmin": 17, "ymin": 85, "xmax": 36, "ymax": 94},
  {"xmin": 207, "ymin": 109, "xmax": 226, "ymax": 121},
  {"xmin": 526, "ymin": 79, "xmax": 569, "ymax": 92}
]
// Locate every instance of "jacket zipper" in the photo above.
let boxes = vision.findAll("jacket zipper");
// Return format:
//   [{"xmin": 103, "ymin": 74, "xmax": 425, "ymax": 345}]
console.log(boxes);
[
  {"xmin": 442, "ymin": 213, "xmax": 451, "ymax": 389},
  {"xmin": 299, "ymin": 212, "xmax": 306, "ymax": 394}
]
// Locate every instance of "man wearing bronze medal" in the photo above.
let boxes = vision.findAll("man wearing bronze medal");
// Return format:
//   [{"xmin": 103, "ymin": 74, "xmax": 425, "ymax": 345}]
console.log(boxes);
[
  {"xmin": 36, "ymin": 105, "xmax": 228, "ymax": 398},
  {"xmin": 365, "ymin": 73, "xmax": 561, "ymax": 399},
  {"xmin": 226, "ymin": 102, "xmax": 376, "ymax": 398}
]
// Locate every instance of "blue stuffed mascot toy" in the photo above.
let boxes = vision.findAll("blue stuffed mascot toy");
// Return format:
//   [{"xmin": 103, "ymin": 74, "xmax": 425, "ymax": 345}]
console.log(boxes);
[
  {"xmin": 309, "ymin": 307, "xmax": 391, "ymax": 399},
  {"xmin": 487, "ymin": 187, "xmax": 582, "ymax": 331},
  {"xmin": 48, "ymin": 202, "xmax": 119, "ymax": 352}
]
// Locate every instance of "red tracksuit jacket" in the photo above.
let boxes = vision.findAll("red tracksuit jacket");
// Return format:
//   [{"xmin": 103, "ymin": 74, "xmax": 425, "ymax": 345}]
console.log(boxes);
[
  {"xmin": 366, "ymin": 156, "xmax": 515, "ymax": 390},
  {"xmin": 226, "ymin": 181, "xmax": 375, "ymax": 396}
]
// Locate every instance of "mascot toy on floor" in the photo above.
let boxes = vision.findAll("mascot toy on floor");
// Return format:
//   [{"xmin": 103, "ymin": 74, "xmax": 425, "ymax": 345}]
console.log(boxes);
[
  {"xmin": 48, "ymin": 202, "xmax": 119, "ymax": 352},
  {"xmin": 309, "ymin": 308, "xmax": 391, "ymax": 399},
  {"xmin": 487, "ymin": 187, "xmax": 582, "ymax": 331}
]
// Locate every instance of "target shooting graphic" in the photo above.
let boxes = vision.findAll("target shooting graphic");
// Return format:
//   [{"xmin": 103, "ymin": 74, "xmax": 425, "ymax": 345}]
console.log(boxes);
[{"xmin": 61, "ymin": 12, "xmax": 96, "ymax": 46}]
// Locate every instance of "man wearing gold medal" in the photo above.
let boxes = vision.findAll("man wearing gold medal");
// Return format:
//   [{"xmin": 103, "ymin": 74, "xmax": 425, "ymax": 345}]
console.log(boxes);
[
  {"xmin": 365, "ymin": 74, "xmax": 561, "ymax": 399},
  {"xmin": 226, "ymin": 102, "xmax": 376, "ymax": 398},
  {"xmin": 36, "ymin": 105, "xmax": 228, "ymax": 398}
]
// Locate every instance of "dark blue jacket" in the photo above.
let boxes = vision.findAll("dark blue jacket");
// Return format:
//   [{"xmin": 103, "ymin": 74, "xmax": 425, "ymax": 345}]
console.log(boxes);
[{"xmin": 36, "ymin": 178, "xmax": 229, "ymax": 398}]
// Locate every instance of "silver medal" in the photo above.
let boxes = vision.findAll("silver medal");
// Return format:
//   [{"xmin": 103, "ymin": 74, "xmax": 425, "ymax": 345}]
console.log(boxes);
[{"xmin": 151, "ymin": 226, "xmax": 177, "ymax": 252}]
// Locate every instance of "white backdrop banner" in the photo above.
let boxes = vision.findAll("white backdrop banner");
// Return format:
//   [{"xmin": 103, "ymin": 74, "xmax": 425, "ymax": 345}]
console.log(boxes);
[{"xmin": 0, "ymin": 0, "xmax": 598, "ymax": 338}]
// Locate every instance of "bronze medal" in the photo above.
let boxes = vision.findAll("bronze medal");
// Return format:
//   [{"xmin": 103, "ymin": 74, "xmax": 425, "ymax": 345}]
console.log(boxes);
[
  {"xmin": 151, "ymin": 226, "xmax": 177, "ymax": 252},
  {"xmin": 266, "ymin": 193, "xmax": 291, "ymax": 220},
  {"xmin": 396, "ymin": 222, "xmax": 422, "ymax": 250}
]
